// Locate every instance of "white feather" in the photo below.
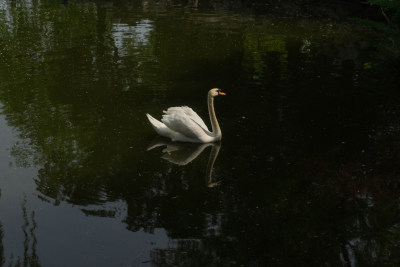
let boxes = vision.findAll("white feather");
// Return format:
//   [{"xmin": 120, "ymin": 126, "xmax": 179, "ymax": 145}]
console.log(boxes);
[{"xmin": 164, "ymin": 106, "xmax": 209, "ymax": 131}]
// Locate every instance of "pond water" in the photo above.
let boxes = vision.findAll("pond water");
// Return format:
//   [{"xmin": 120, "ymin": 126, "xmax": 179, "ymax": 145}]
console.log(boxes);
[{"xmin": 1, "ymin": 0, "xmax": 400, "ymax": 266}]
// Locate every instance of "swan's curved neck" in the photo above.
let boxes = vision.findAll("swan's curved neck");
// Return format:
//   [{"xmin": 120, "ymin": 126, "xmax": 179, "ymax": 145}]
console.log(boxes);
[{"xmin": 208, "ymin": 94, "xmax": 221, "ymax": 139}]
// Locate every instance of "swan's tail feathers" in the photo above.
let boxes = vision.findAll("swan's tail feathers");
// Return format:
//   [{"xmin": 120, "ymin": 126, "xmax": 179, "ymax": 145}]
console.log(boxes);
[
  {"xmin": 146, "ymin": 113, "xmax": 172, "ymax": 139},
  {"xmin": 146, "ymin": 113, "xmax": 164, "ymax": 130},
  {"xmin": 146, "ymin": 113, "xmax": 193, "ymax": 142}
]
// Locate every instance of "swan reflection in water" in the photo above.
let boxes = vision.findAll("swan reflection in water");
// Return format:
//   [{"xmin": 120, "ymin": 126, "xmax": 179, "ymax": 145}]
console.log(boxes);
[{"xmin": 147, "ymin": 138, "xmax": 222, "ymax": 187}]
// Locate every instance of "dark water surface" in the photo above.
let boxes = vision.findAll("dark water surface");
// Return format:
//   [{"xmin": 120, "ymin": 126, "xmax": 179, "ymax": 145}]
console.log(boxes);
[{"xmin": 1, "ymin": 0, "xmax": 400, "ymax": 266}]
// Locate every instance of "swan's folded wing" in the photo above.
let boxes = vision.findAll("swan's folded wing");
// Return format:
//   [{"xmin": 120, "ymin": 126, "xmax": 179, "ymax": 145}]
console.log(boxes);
[
  {"xmin": 164, "ymin": 106, "xmax": 209, "ymax": 132},
  {"xmin": 161, "ymin": 111, "xmax": 207, "ymax": 140}
]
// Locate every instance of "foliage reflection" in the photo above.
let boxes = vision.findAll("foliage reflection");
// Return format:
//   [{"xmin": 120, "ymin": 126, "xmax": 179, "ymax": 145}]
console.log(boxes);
[{"xmin": 0, "ymin": 0, "xmax": 400, "ymax": 266}]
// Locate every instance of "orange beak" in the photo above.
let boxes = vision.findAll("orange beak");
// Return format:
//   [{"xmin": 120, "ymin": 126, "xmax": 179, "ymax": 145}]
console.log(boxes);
[{"xmin": 219, "ymin": 91, "xmax": 226, "ymax": 95}]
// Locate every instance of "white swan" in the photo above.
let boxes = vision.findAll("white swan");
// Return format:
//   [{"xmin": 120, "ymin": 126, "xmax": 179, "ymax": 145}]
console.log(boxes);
[{"xmin": 146, "ymin": 88, "xmax": 226, "ymax": 143}]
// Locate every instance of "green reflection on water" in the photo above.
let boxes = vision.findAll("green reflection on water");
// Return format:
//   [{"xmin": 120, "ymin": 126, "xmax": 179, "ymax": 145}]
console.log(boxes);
[{"xmin": 1, "ymin": 0, "xmax": 400, "ymax": 266}]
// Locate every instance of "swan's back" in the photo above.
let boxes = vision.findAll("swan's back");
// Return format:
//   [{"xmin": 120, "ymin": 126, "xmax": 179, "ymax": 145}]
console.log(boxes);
[
  {"xmin": 161, "ymin": 106, "xmax": 211, "ymax": 141},
  {"xmin": 163, "ymin": 106, "xmax": 209, "ymax": 131}
]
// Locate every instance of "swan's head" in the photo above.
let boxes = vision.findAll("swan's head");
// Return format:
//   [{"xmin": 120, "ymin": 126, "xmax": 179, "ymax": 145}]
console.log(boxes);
[{"xmin": 209, "ymin": 88, "xmax": 226, "ymax": 97}]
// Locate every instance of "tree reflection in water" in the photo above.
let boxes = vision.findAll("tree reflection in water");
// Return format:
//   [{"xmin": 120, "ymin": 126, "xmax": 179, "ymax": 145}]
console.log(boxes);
[
  {"xmin": 0, "ymin": 189, "xmax": 3, "ymax": 266},
  {"xmin": 0, "ymin": 0, "xmax": 400, "ymax": 266},
  {"xmin": 0, "ymin": 195, "xmax": 40, "ymax": 267}
]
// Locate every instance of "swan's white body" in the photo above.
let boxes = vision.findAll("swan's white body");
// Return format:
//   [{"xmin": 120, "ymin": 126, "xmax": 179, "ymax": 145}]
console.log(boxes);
[{"xmin": 146, "ymin": 88, "xmax": 225, "ymax": 143}]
